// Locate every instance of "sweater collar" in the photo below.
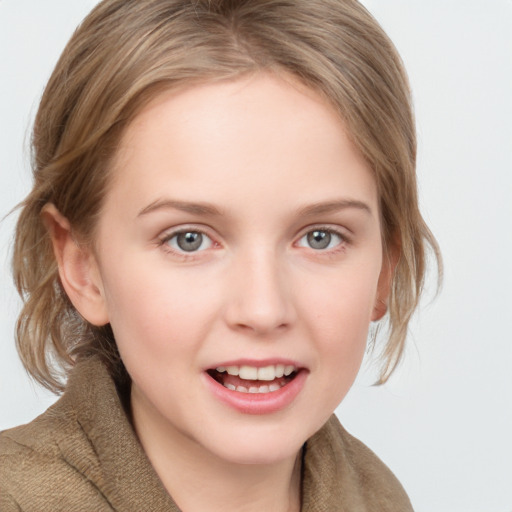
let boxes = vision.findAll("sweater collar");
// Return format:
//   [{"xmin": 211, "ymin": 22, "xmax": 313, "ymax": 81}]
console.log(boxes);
[{"xmin": 63, "ymin": 356, "xmax": 180, "ymax": 511}]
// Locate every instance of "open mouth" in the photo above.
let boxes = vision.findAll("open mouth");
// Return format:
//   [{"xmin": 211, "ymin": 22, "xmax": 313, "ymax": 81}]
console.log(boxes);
[{"xmin": 207, "ymin": 364, "xmax": 299, "ymax": 394}]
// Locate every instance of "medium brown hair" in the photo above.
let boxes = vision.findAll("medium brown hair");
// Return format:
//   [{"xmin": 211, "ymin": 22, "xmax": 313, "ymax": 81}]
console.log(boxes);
[{"xmin": 13, "ymin": 0, "xmax": 441, "ymax": 393}]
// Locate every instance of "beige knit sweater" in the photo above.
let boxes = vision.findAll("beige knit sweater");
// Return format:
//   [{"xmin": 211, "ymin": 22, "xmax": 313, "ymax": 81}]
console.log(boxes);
[{"xmin": 0, "ymin": 357, "xmax": 413, "ymax": 511}]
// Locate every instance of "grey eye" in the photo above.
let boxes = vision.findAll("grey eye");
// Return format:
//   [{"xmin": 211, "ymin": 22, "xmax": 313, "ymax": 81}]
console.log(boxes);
[
  {"xmin": 177, "ymin": 232, "xmax": 203, "ymax": 251},
  {"xmin": 297, "ymin": 229, "xmax": 343, "ymax": 250},
  {"xmin": 167, "ymin": 231, "xmax": 213, "ymax": 252},
  {"xmin": 307, "ymin": 230, "xmax": 332, "ymax": 249}
]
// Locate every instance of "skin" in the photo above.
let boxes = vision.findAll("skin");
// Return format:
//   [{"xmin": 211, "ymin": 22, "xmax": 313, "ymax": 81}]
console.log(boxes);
[{"xmin": 45, "ymin": 73, "xmax": 393, "ymax": 512}]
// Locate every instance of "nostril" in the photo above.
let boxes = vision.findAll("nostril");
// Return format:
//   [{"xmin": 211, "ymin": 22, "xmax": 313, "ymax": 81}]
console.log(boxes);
[{"xmin": 232, "ymin": 319, "xmax": 290, "ymax": 335}]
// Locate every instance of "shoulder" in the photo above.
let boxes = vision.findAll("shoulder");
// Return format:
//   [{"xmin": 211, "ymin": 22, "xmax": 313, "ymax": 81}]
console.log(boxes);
[
  {"xmin": 1, "ymin": 399, "xmax": 72, "ymax": 458},
  {"xmin": 302, "ymin": 415, "xmax": 414, "ymax": 511},
  {"xmin": 0, "ymin": 394, "xmax": 111, "ymax": 511},
  {"xmin": 1, "ymin": 356, "xmax": 181, "ymax": 512}
]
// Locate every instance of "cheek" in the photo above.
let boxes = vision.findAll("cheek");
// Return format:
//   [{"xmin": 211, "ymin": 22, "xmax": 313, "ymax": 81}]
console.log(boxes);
[
  {"xmin": 301, "ymin": 265, "xmax": 379, "ymax": 339},
  {"xmin": 100, "ymin": 261, "xmax": 222, "ymax": 359},
  {"xmin": 297, "ymin": 260, "xmax": 381, "ymax": 381},
  {"xmin": 315, "ymin": 294, "xmax": 370, "ymax": 377}
]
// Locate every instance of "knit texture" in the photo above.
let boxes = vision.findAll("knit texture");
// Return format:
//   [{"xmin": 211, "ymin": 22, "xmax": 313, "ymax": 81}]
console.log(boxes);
[{"xmin": 0, "ymin": 357, "xmax": 413, "ymax": 511}]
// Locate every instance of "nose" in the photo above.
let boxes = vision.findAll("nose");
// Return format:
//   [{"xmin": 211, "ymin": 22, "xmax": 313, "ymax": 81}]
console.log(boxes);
[{"xmin": 224, "ymin": 247, "xmax": 295, "ymax": 336}]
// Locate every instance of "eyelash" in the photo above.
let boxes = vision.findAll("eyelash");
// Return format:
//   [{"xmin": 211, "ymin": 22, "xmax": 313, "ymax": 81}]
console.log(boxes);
[{"xmin": 158, "ymin": 226, "xmax": 350, "ymax": 259}]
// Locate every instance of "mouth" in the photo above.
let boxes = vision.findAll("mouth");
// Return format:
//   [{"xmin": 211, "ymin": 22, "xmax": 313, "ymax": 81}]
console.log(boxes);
[{"xmin": 207, "ymin": 364, "xmax": 299, "ymax": 394}]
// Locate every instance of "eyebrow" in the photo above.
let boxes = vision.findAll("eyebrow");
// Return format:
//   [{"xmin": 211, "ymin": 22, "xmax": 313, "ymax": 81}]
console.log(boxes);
[
  {"xmin": 137, "ymin": 197, "xmax": 372, "ymax": 219},
  {"xmin": 138, "ymin": 199, "xmax": 223, "ymax": 217},
  {"xmin": 298, "ymin": 199, "xmax": 372, "ymax": 217}
]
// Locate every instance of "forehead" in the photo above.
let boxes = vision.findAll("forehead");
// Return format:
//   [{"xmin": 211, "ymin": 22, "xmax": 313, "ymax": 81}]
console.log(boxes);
[{"xmin": 107, "ymin": 73, "xmax": 378, "ymax": 219}]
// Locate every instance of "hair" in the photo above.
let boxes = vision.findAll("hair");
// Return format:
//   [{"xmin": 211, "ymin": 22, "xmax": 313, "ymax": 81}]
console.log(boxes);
[{"xmin": 13, "ymin": 0, "xmax": 441, "ymax": 393}]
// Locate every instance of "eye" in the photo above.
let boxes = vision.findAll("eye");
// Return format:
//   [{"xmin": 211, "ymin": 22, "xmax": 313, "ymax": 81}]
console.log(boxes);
[
  {"xmin": 297, "ymin": 229, "xmax": 344, "ymax": 250},
  {"xmin": 164, "ymin": 230, "xmax": 213, "ymax": 253}
]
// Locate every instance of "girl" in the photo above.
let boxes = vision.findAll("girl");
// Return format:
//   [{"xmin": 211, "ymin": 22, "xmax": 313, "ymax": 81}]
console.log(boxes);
[{"xmin": 0, "ymin": 0, "xmax": 440, "ymax": 510}]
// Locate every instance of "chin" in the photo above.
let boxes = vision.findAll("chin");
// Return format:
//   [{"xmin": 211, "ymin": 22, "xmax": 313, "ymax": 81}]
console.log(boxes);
[{"xmin": 202, "ymin": 427, "xmax": 306, "ymax": 466}]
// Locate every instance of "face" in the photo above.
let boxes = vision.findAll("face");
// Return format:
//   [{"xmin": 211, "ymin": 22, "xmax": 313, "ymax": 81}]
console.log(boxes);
[{"xmin": 84, "ymin": 74, "xmax": 389, "ymax": 466}]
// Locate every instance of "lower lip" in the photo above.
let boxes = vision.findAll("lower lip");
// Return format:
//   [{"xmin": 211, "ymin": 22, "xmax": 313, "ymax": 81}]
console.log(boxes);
[{"xmin": 203, "ymin": 370, "xmax": 308, "ymax": 415}]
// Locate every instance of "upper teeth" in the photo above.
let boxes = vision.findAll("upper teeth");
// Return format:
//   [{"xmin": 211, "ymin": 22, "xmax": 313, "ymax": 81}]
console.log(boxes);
[{"xmin": 215, "ymin": 364, "xmax": 296, "ymax": 381}]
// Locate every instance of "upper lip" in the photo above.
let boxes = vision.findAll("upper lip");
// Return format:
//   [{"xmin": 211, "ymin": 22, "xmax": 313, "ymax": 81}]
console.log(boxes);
[{"xmin": 206, "ymin": 358, "xmax": 303, "ymax": 370}]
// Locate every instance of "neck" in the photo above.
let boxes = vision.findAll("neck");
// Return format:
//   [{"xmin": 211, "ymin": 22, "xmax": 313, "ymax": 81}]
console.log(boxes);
[{"xmin": 167, "ymin": 446, "xmax": 302, "ymax": 512}]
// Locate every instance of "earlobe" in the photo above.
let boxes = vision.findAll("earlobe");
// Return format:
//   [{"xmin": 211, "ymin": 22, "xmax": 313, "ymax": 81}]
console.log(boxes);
[
  {"xmin": 41, "ymin": 204, "xmax": 109, "ymax": 326},
  {"xmin": 371, "ymin": 242, "xmax": 400, "ymax": 322},
  {"xmin": 372, "ymin": 297, "xmax": 389, "ymax": 321}
]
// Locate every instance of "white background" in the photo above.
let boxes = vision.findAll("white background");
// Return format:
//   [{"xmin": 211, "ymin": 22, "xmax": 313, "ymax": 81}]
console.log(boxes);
[{"xmin": 0, "ymin": 1, "xmax": 511, "ymax": 511}]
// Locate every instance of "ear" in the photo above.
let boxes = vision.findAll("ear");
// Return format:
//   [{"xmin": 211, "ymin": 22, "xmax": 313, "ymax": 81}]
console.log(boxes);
[
  {"xmin": 371, "ymin": 240, "xmax": 400, "ymax": 322},
  {"xmin": 41, "ymin": 204, "xmax": 109, "ymax": 326}
]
